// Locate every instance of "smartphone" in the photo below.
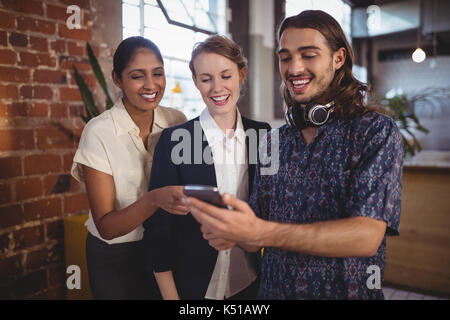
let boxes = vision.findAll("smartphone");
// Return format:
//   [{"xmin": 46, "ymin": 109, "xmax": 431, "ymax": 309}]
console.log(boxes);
[{"xmin": 183, "ymin": 185, "xmax": 226, "ymax": 208}]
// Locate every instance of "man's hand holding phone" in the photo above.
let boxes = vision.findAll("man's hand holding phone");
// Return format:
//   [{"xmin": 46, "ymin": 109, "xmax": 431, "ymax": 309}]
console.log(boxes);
[{"xmin": 182, "ymin": 186, "xmax": 263, "ymax": 253}]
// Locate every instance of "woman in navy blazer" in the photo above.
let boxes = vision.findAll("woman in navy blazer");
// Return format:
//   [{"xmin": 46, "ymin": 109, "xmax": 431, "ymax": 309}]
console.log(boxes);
[{"xmin": 143, "ymin": 35, "xmax": 271, "ymax": 300}]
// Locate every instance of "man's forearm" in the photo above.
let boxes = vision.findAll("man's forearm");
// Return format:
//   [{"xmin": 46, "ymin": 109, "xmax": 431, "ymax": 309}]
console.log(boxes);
[{"xmin": 255, "ymin": 216, "xmax": 386, "ymax": 258}]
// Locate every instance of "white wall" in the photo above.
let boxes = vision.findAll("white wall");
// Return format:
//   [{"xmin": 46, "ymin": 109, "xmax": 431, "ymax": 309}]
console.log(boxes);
[{"xmin": 248, "ymin": 0, "xmax": 275, "ymax": 124}]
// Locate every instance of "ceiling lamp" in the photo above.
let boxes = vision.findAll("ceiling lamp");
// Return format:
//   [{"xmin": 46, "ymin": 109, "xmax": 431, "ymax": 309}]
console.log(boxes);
[
  {"xmin": 412, "ymin": 47, "xmax": 426, "ymax": 63},
  {"xmin": 412, "ymin": 0, "xmax": 425, "ymax": 63}
]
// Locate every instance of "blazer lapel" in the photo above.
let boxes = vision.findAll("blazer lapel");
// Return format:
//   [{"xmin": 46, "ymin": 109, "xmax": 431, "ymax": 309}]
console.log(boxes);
[
  {"xmin": 201, "ymin": 133, "xmax": 218, "ymax": 187},
  {"xmin": 242, "ymin": 117, "xmax": 256, "ymax": 194}
]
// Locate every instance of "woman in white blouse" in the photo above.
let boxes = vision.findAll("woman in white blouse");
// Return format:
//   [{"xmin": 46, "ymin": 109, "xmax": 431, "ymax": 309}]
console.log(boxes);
[{"xmin": 71, "ymin": 36, "xmax": 187, "ymax": 299}]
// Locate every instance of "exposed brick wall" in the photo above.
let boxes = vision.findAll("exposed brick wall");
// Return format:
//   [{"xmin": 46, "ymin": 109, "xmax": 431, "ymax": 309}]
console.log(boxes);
[{"xmin": 0, "ymin": 0, "xmax": 109, "ymax": 299}]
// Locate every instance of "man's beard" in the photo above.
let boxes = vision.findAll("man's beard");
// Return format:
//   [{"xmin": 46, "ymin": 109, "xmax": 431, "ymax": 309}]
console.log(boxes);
[{"xmin": 287, "ymin": 61, "xmax": 335, "ymax": 107}]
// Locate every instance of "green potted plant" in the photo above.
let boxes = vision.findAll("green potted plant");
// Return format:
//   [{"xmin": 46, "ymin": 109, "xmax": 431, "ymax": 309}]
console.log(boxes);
[
  {"xmin": 381, "ymin": 94, "xmax": 428, "ymax": 157},
  {"xmin": 72, "ymin": 42, "xmax": 114, "ymax": 122},
  {"xmin": 380, "ymin": 87, "xmax": 449, "ymax": 157},
  {"xmin": 381, "ymin": 87, "xmax": 450, "ymax": 157}
]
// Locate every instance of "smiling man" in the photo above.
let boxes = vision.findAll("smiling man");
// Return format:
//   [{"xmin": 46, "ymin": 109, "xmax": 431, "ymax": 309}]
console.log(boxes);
[
  {"xmin": 278, "ymin": 29, "xmax": 338, "ymax": 105},
  {"xmin": 186, "ymin": 10, "xmax": 404, "ymax": 300}
]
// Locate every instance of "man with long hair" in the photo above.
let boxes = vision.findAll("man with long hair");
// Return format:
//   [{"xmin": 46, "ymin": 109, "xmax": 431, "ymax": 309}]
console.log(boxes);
[{"xmin": 184, "ymin": 10, "xmax": 403, "ymax": 299}]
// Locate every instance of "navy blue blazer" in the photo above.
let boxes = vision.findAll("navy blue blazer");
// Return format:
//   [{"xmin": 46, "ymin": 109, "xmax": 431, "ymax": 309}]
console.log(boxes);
[{"xmin": 143, "ymin": 115, "xmax": 271, "ymax": 299}]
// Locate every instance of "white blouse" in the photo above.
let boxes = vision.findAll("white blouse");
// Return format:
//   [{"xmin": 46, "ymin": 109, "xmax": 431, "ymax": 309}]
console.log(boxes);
[
  {"xmin": 71, "ymin": 99, "xmax": 186, "ymax": 244},
  {"xmin": 200, "ymin": 108, "xmax": 258, "ymax": 299}
]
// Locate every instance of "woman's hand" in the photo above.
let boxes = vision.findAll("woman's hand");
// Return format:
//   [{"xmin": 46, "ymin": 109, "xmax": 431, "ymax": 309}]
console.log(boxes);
[{"xmin": 152, "ymin": 186, "xmax": 189, "ymax": 215}]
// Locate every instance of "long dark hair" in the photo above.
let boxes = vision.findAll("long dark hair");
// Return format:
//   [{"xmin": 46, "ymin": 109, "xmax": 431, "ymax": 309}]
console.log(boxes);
[{"xmin": 278, "ymin": 10, "xmax": 373, "ymax": 119}]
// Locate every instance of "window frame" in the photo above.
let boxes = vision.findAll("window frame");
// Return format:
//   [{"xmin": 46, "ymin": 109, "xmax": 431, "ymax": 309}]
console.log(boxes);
[{"xmin": 121, "ymin": 0, "xmax": 228, "ymax": 119}]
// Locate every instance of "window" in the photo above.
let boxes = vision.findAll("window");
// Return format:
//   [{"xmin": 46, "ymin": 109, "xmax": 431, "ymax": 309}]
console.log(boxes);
[
  {"xmin": 285, "ymin": 0, "xmax": 352, "ymax": 43},
  {"xmin": 122, "ymin": 0, "xmax": 227, "ymax": 119}
]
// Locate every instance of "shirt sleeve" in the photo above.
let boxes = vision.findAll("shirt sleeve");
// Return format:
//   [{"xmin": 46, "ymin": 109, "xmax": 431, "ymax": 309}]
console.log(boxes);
[
  {"xmin": 172, "ymin": 109, "xmax": 187, "ymax": 125},
  {"xmin": 71, "ymin": 121, "xmax": 113, "ymax": 183},
  {"xmin": 143, "ymin": 128, "xmax": 180, "ymax": 273},
  {"xmin": 347, "ymin": 116, "xmax": 404, "ymax": 236}
]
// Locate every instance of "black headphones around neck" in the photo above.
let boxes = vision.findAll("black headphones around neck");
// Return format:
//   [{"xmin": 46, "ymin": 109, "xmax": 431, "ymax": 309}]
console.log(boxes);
[{"xmin": 285, "ymin": 101, "xmax": 335, "ymax": 130}]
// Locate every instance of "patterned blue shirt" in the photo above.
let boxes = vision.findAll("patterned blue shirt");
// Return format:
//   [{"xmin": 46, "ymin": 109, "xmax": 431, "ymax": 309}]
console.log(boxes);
[{"xmin": 249, "ymin": 112, "xmax": 404, "ymax": 299}]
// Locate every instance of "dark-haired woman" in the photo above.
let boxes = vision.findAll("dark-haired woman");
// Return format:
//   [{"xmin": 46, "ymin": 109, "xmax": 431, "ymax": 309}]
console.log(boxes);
[{"xmin": 71, "ymin": 36, "xmax": 187, "ymax": 299}]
